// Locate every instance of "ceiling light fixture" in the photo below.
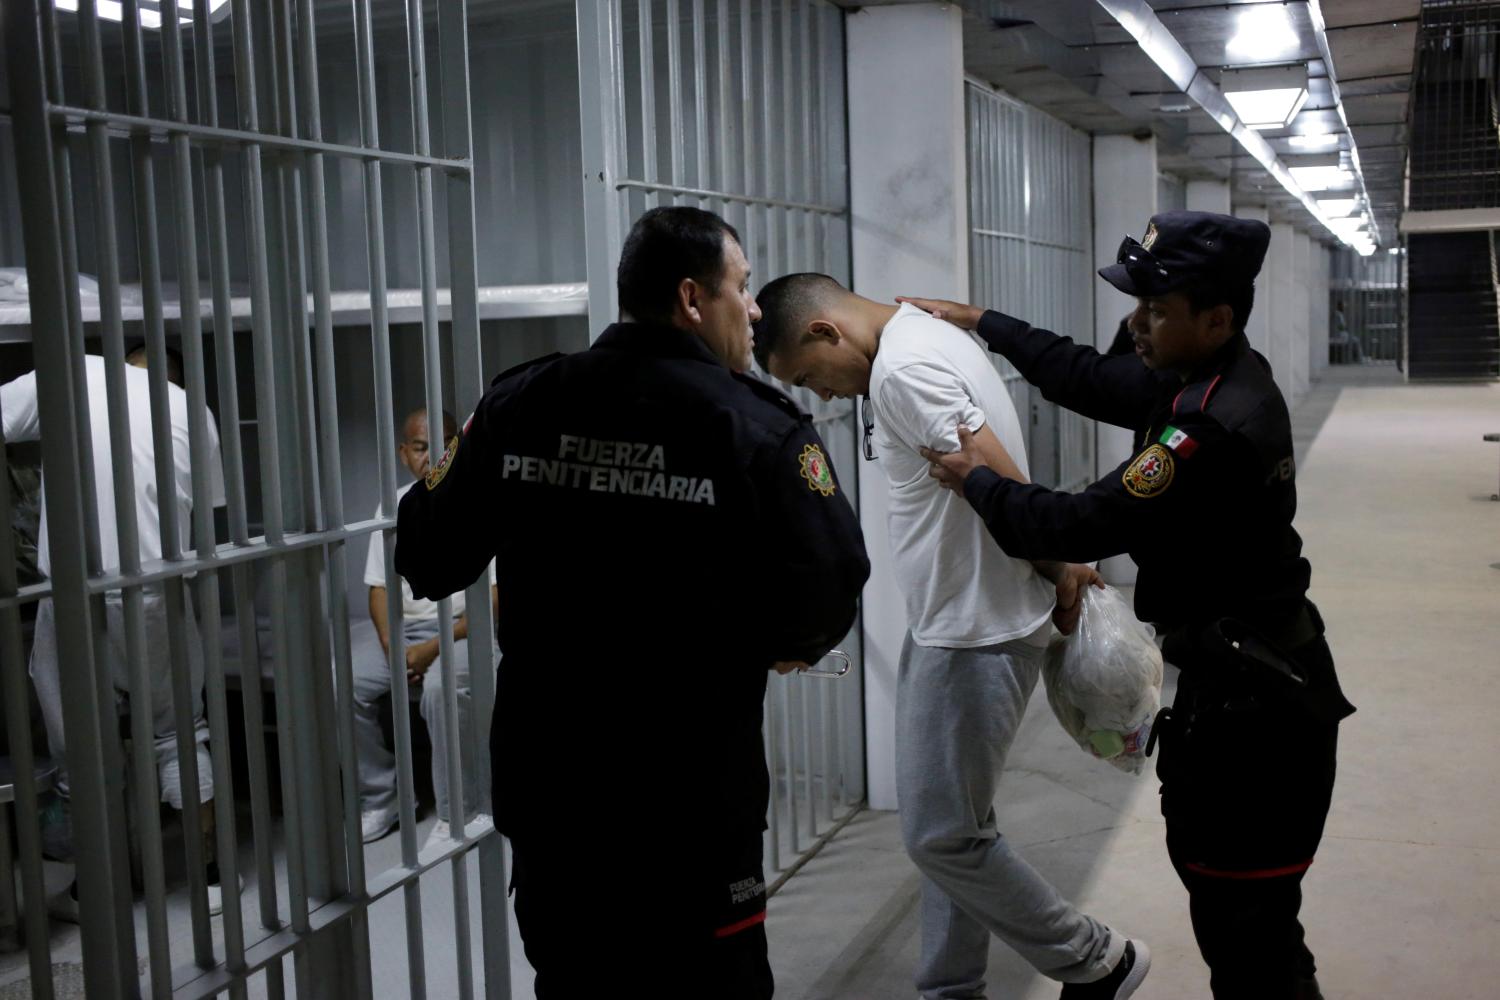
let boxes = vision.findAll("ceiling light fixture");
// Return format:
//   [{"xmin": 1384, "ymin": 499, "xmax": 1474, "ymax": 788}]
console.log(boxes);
[
  {"xmin": 1221, "ymin": 65, "xmax": 1311, "ymax": 130},
  {"xmin": 1289, "ymin": 133, "xmax": 1340, "ymax": 149},
  {"xmin": 1315, "ymin": 198, "xmax": 1359, "ymax": 217},
  {"xmin": 1226, "ymin": 3, "xmax": 1303, "ymax": 63},
  {"xmin": 1093, "ymin": 0, "xmax": 1366, "ymax": 248}
]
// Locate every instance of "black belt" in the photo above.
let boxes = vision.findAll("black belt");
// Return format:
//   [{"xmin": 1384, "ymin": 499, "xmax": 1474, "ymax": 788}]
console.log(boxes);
[{"xmin": 1158, "ymin": 602, "xmax": 1345, "ymax": 725}]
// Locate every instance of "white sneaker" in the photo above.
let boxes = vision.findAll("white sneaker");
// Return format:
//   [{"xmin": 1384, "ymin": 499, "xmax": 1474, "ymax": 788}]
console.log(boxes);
[
  {"xmin": 361, "ymin": 807, "xmax": 399, "ymax": 844},
  {"xmin": 206, "ymin": 870, "xmax": 242, "ymax": 917},
  {"xmin": 422, "ymin": 819, "xmax": 452, "ymax": 854},
  {"xmin": 47, "ymin": 880, "xmax": 80, "ymax": 924}
]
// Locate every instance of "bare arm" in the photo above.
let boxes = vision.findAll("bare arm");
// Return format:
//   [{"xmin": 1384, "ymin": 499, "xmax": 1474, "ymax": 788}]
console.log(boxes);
[{"xmin": 369, "ymin": 586, "xmax": 391, "ymax": 653}]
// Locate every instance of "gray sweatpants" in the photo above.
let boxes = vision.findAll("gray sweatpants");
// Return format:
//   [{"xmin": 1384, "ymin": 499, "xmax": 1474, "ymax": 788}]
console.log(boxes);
[
  {"xmin": 896, "ymin": 633, "xmax": 1123, "ymax": 998},
  {"xmin": 30, "ymin": 589, "xmax": 214, "ymax": 812},
  {"xmin": 351, "ymin": 617, "xmax": 489, "ymax": 824}
]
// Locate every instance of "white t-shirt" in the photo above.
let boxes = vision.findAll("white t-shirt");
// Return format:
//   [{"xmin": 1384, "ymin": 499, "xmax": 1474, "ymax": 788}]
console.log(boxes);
[
  {"xmin": 1, "ymin": 355, "xmax": 227, "ymax": 577},
  {"xmin": 364, "ymin": 481, "xmax": 495, "ymax": 622},
  {"xmin": 869, "ymin": 303, "xmax": 1055, "ymax": 648}
]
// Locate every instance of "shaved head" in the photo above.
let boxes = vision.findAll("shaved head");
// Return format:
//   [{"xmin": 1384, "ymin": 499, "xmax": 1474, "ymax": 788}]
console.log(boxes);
[
  {"xmin": 752, "ymin": 273, "xmax": 848, "ymax": 371},
  {"xmin": 403, "ymin": 407, "xmax": 457, "ymax": 444}
]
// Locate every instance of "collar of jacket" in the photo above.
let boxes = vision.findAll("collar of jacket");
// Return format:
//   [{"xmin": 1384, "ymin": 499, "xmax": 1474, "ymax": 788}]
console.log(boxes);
[
  {"xmin": 592, "ymin": 320, "xmax": 728, "ymax": 368},
  {"xmin": 1182, "ymin": 330, "xmax": 1250, "ymax": 384}
]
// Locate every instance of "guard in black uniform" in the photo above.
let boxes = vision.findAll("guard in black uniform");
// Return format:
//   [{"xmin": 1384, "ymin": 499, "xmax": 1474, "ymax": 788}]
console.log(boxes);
[
  {"xmin": 396, "ymin": 207, "xmax": 870, "ymax": 999},
  {"xmin": 903, "ymin": 211, "xmax": 1355, "ymax": 1000}
]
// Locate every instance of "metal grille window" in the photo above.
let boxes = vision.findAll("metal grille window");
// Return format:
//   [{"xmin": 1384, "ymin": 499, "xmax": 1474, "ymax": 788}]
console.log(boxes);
[
  {"xmin": 1331, "ymin": 247, "xmax": 1408, "ymax": 365},
  {"xmin": 965, "ymin": 81, "xmax": 1096, "ymax": 492},
  {"xmin": 1, "ymin": 1, "xmax": 513, "ymax": 997},
  {"xmin": 575, "ymin": 0, "xmax": 863, "ymax": 886},
  {"xmin": 1410, "ymin": 0, "xmax": 1500, "ymax": 211}
]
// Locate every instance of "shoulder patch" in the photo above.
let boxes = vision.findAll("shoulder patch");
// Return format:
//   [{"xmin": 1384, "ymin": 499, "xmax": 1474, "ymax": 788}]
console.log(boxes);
[
  {"xmin": 798, "ymin": 443, "xmax": 837, "ymax": 497},
  {"xmin": 1122, "ymin": 443, "xmax": 1174, "ymax": 499},
  {"xmin": 425, "ymin": 435, "xmax": 458, "ymax": 491}
]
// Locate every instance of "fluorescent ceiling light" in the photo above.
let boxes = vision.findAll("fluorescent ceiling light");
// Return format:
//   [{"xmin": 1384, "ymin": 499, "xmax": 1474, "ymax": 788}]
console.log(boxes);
[
  {"xmin": 1221, "ymin": 65, "xmax": 1310, "ymax": 129},
  {"xmin": 1227, "ymin": 4, "xmax": 1302, "ymax": 63},
  {"xmin": 1289, "ymin": 133, "xmax": 1340, "ymax": 149},
  {"xmin": 1290, "ymin": 165, "xmax": 1354, "ymax": 192},
  {"xmin": 1316, "ymin": 199, "xmax": 1359, "ymax": 217},
  {"xmin": 1226, "ymin": 88, "xmax": 1308, "ymax": 129}
]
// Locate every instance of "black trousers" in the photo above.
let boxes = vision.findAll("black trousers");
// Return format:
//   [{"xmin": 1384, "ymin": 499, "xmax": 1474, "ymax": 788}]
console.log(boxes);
[
  {"xmin": 509, "ymin": 836, "xmax": 774, "ymax": 1000},
  {"xmin": 1157, "ymin": 636, "xmax": 1341, "ymax": 999}
]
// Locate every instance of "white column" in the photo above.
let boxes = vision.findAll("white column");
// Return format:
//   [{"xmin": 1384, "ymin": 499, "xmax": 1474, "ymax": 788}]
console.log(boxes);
[
  {"xmin": 846, "ymin": 2, "xmax": 967, "ymax": 811},
  {"xmin": 1268, "ymin": 221, "xmax": 1296, "ymax": 401},
  {"xmin": 1186, "ymin": 179, "xmax": 1232, "ymax": 215},
  {"xmin": 1311, "ymin": 242, "xmax": 1330, "ymax": 378},
  {"xmin": 1093, "ymin": 133, "xmax": 1157, "ymax": 586},
  {"xmin": 1234, "ymin": 203, "xmax": 1272, "ymax": 361},
  {"xmin": 1291, "ymin": 231, "xmax": 1311, "ymax": 406}
]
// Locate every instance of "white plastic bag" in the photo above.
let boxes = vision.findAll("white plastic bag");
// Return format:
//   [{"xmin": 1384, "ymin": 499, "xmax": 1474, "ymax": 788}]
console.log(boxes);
[{"xmin": 1041, "ymin": 584, "xmax": 1164, "ymax": 774}]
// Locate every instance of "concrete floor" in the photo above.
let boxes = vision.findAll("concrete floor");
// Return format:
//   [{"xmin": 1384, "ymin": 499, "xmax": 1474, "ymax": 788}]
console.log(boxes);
[
  {"xmin": 766, "ymin": 362, "xmax": 1500, "ymax": 999},
  {"xmin": 5, "ymin": 362, "xmax": 1497, "ymax": 997}
]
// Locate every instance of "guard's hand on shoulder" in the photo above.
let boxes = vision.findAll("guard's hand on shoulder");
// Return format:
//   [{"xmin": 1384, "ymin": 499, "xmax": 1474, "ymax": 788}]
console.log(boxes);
[{"xmin": 895, "ymin": 296, "xmax": 983, "ymax": 331}]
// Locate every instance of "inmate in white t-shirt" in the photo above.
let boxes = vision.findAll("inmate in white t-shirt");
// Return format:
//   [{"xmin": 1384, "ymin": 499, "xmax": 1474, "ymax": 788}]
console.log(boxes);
[
  {"xmin": 1, "ymin": 355, "xmax": 227, "ymax": 577},
  {"xmin": 364, "ymin": 481, "xmax": 495, "ymax": 622},
  {"xmin": 868, "ymin": 303, "xmax": 1055, "ymax": 648}
]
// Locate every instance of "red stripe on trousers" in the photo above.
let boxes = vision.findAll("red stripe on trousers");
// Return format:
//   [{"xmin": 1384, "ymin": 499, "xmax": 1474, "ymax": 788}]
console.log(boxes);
[
  {"xmin": 713, "ymin": 910, "xmax": 767, "ymax": 939},
  {"xmin": 1183, "ymin": 859, "xmax": 1313, "ymax": 880}
]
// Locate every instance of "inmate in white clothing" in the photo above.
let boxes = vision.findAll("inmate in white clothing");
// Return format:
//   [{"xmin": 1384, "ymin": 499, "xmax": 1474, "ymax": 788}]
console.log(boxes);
[
  {"xmin": 868, "ymin": 303, "xmax": 1055, "ymax": 648},
  {"xmin": 0, "ymin": 355, "xmax": 226, "ymax": 575},
  {"xmin": 363, "ymin": 481, "xmax": 495, "ymax": 622},
  {"xmin": 2, "ymin": 356, "xmax": 226, "ymax": 808}
]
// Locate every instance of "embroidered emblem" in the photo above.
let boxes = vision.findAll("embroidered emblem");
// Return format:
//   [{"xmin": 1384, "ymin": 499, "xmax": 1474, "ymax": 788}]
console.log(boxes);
[
  {"xmin": 425, "ymin": 435, "xmax": 459, "ymax": 491},
  {"xmin": 1122, "ymin": 443, "xmax": 1174, "ymax": 498},
  {"xmin": 1142, "ymin": 222, "xmax": 1160, "ymax": 250},
  {"xmin": 799, "ymin": 443, "xmax": 836, "ymax": 497}
]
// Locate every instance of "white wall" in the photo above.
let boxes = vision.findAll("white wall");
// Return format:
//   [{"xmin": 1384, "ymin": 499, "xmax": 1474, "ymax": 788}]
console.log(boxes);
[
  {"xmin": 1186, "ymin": 179, "xmax": 1232, "ymax": 215},
  {"xmin": 1268, "ymin": 222, "xmax": 1297, "ymax": 401},
  {"xmin": 846, "ymin": 2, "xmax": 968, "ymax": 811},
  {"xmin": 1291, "ymin": 232, "xmax": 1312, "ymax": 404},
  {"xmin": 1092, "ymin": 133, "xmax": 1157, "ymax": 586},
  {"xmin": 1234, "ymin": 204, "xmax": 1272, "ymax": 362},
  {"xmin": 1312, "ymin": 243, "xmax": 1331, "ymax": 378}
]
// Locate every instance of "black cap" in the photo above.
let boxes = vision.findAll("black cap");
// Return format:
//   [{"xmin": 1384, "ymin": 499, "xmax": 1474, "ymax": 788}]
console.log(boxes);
[{"xmin": 1098, "ymin": 210, "xmax": 1271, "ymax": 297}]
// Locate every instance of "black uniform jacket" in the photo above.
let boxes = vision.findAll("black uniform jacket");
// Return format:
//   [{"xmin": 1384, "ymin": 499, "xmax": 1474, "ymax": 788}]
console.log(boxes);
[
  {"xmin": 963, "ymin": 310, "xmax": 1312, "ymax": 634},
  {"xmin": 395, "ymin": 321, "xmax": 870, "ymax": 852}
]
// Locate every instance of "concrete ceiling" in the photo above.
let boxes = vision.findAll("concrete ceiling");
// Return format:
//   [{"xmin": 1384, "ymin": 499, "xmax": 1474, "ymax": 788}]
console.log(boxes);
[{"xmin": 833, "ymin": 0, "xmax": 1419, "ymax": 243}]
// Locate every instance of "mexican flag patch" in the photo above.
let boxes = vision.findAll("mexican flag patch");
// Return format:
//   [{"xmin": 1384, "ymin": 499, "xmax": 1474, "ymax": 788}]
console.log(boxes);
[{"xmin": 1158, "ymin": 424, "xmax": 1199, "ymax": 459}]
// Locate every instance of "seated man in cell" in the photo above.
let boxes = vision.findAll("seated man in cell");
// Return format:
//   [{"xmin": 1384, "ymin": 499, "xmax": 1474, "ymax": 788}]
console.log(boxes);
[{"xmin": 353, "ymin": 406, "xmax": 496, "ymax": 848}]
